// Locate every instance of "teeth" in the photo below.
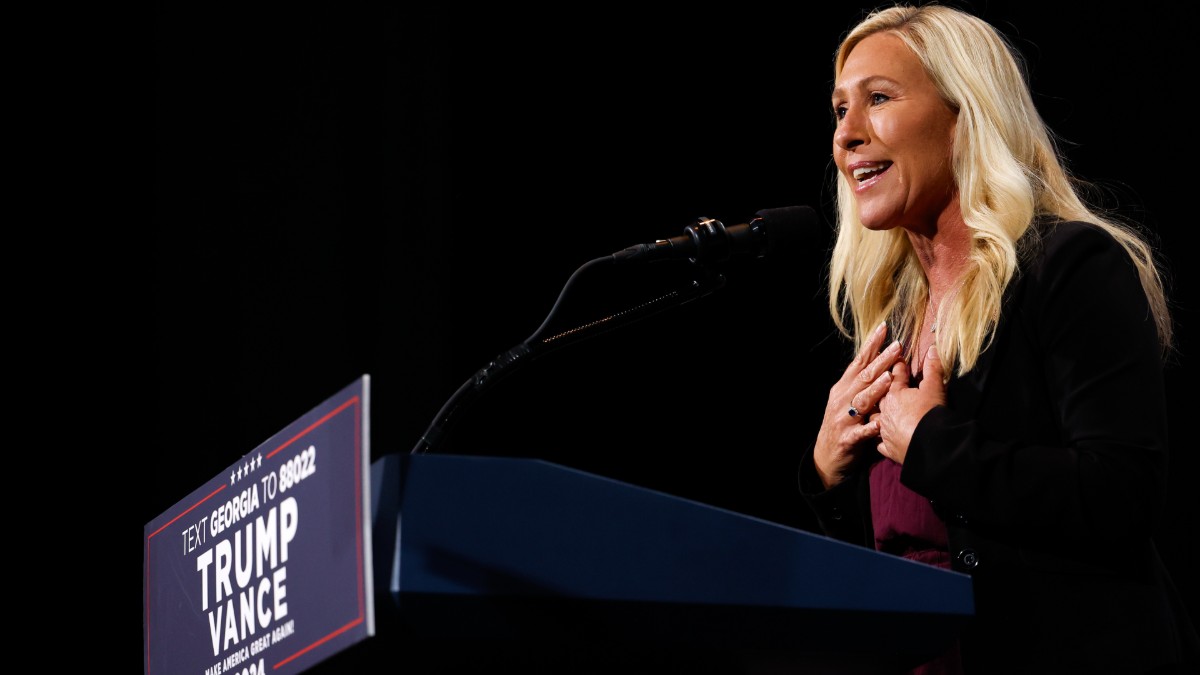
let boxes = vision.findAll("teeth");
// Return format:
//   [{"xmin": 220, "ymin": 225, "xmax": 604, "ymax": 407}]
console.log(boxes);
[{"xmin": 853, "ymin": 165, "xmax": 883, "ymax": 180}]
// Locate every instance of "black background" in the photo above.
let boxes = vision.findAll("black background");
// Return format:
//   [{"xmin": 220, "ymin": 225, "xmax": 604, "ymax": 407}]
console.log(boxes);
[{"xmin": 152, "ymin": 1, "xmax": 1196, "ymax": 670}]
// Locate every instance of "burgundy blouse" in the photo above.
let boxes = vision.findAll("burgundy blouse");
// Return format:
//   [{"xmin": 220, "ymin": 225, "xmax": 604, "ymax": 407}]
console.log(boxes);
[{"xmin": 869, "ymin": 457, "xmax": 964, "ymax": 675}]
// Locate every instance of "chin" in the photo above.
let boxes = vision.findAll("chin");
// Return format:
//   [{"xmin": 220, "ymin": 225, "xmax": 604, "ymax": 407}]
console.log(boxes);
[{"xmin": 856, "ymin": 214, "xmax": 901, "ymax": 232}]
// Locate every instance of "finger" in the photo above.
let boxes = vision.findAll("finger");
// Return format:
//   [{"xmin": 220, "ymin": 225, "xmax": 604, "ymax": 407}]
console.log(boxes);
[
  {"xmin": 850, "ymin": 370, "xmax": 893, "ymax": 416},
  {"xmin": 848, "ymin": 321, "xmax": 890, "ymax": 372},
  {"xmin": 890, "ymin": 358, "xmax": 912, "ymax": 389},
  {"xmin": 857, "ymin": 339, "xmax": 904, "ymax": 387},
  {"xmin": 864, "ymin": 320, "xmax": 890, "ymax": 355},
  {"xmin": 854, "ymin": 418, "xmax": 880, "ymax": 442},
  {"xmin": 921, "ymin": 345, "xmax": 944, "ymax": 384}
]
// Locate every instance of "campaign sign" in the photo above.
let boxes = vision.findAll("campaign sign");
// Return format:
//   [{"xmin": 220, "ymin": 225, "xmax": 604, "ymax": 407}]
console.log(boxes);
[{"xmin": 144, "ymin": 376, "xmax": 374, "ymax": 675}]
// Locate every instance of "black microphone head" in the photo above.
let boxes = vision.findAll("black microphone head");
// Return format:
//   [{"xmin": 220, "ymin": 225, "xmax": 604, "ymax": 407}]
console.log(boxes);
[{"xmin": 753, "ymin": 205, "xmax": 820, "ymax": 260}]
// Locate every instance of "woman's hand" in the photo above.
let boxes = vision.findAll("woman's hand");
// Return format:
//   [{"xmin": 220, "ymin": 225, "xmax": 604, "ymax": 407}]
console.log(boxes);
[
  {"xmin": 813, "ymin": 322, "xmax": 905, "ymax": 489},
  {"xmin": 876, "ymin": 344, "xmax": 947, "ymax": 464}
]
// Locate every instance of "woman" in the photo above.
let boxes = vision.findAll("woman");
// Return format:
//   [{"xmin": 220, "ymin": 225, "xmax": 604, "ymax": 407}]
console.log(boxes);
[{"xmin": 797, "ymin": 5, "xmax": 1197, "ymax": 674}]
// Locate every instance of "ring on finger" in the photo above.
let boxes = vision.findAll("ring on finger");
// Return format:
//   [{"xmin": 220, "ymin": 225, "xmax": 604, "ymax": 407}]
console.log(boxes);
[{"xmin": 848, "ymin": 406, "xmax": 859, "ymax": 418}]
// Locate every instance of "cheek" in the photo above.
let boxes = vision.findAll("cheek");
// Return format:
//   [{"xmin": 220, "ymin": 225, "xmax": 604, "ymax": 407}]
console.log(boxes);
[
  {"xmin": 926, "ymin": 128, "xmax": 957, "ymax": 184},
  {"xmin": 908, "ymin": 127, "xmax": 955, "ymax": 178},
  {"xmin": 917, "ymin": 112, "xmax": 956, "ymax": 159},
  {"xmin": 870, "ymin": 111, "xmax": 907, "ymax": 147}
]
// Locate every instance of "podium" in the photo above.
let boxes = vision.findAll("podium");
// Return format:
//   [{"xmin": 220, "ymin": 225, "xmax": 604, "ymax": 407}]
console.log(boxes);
[{"xmin": 365, "ymin": 453, "xmax": 974, "ymax": 674}]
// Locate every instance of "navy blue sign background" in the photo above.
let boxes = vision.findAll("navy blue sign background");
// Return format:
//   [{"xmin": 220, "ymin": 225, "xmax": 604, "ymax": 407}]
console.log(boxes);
[{"xmin": 144, "ymin": 377, "xmax": 373, "ymax": 675}]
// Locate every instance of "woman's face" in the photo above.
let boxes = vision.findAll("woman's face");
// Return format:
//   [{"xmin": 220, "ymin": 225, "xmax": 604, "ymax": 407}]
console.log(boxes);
[{"xmin": 831, "ymin": 32, "xmax": 959, "ymax": 235}]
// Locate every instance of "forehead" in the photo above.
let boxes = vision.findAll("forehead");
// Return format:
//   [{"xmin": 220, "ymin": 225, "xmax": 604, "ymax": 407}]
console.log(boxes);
[{"xmin": 833, "ymin": 32, "xmax": 929, "ymax": 96}]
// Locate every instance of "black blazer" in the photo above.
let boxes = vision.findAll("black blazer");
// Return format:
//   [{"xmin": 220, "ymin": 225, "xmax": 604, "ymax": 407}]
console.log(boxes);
[{"xmin": 799, "ymin": 220, "xmax": 1198, "ymax": 674}]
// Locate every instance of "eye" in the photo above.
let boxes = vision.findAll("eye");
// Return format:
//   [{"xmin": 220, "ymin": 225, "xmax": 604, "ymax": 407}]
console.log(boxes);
[{"xmin": 832, "ymin": 92, "xmax": 890, "ymax": 122}]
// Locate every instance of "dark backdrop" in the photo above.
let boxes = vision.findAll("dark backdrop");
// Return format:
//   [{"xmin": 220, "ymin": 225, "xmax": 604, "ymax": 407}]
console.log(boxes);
[{"xmin": 153, "ymin": 1, "xmax": 1196, "ymax": 670}]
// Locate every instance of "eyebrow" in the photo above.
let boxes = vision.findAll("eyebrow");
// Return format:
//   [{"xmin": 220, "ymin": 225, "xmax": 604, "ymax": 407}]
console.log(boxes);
[{"xmin": 831, "ymin": 75, "xmax": 900, "ymax": 102}]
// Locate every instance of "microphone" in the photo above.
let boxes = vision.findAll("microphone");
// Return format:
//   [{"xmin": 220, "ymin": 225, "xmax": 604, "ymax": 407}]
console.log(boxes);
[{"xmin": 611, "ymin": 205, "xmax": 818, "ymax": 266}]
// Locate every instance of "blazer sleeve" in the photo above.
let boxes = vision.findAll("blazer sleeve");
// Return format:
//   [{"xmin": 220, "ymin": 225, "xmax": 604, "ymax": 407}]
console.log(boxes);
[
  {"xmin": 900, "ymin": 222, "xmax": 1170, "ymax": 543},
  {"xmin": 797, "ymin": 444, "xmax": 874, "ymax": 546}
]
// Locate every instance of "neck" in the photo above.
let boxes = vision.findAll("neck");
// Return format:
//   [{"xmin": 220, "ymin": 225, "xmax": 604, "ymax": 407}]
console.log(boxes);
[{"xmin": 906, "ymin": 208, "xmax": 972, "ymax": 295}]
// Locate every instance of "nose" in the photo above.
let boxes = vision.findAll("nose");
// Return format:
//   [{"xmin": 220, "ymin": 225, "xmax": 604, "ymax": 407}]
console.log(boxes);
[{"xmin": 834, "ymin": 107, "xmax": 867, "ymax": 151}]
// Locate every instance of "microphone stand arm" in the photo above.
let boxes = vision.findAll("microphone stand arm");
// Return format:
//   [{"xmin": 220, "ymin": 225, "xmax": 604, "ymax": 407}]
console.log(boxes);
[{"xmin": 410, "ymin": 254, "xmax": 725, "ymax": 455}]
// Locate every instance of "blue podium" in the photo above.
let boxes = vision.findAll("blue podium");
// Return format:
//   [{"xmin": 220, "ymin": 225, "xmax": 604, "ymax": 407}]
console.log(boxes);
[{"xmin": 368, "ymin": 453, "xmax": 974, "ymax": 673}]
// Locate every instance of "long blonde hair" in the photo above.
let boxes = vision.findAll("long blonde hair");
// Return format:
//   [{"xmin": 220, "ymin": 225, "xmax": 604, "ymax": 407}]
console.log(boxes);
[{"xmin": 827, "ymin": 4, "xmax": 1172, "ymax": 377}]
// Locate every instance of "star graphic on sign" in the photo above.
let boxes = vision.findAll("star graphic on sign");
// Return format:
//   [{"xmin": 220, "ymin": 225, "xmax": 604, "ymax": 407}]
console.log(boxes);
[
  {"xmin": 230, "ymin": 470, "xmax": 236, "ymax": 485},
  {"xmin": 237, "ymin": 465, "xmax": 243, "ymax": 481}
]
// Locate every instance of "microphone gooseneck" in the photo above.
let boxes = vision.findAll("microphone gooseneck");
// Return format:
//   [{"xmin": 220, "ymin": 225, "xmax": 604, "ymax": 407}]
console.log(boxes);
[{"xmin": 410, "ymin": 205, "xmax": 818, "ymax": 455}]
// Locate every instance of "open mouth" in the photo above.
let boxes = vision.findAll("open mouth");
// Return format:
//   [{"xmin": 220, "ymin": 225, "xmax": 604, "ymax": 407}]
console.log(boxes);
[{"xmin": 852, "ymin": 162, "xmax": 892, "ymax": 183}]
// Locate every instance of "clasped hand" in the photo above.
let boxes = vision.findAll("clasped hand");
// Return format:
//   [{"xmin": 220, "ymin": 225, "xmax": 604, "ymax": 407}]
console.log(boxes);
[{"xmin": 812, "ymin": 322, "xmax": 947, "ymax": 490}]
